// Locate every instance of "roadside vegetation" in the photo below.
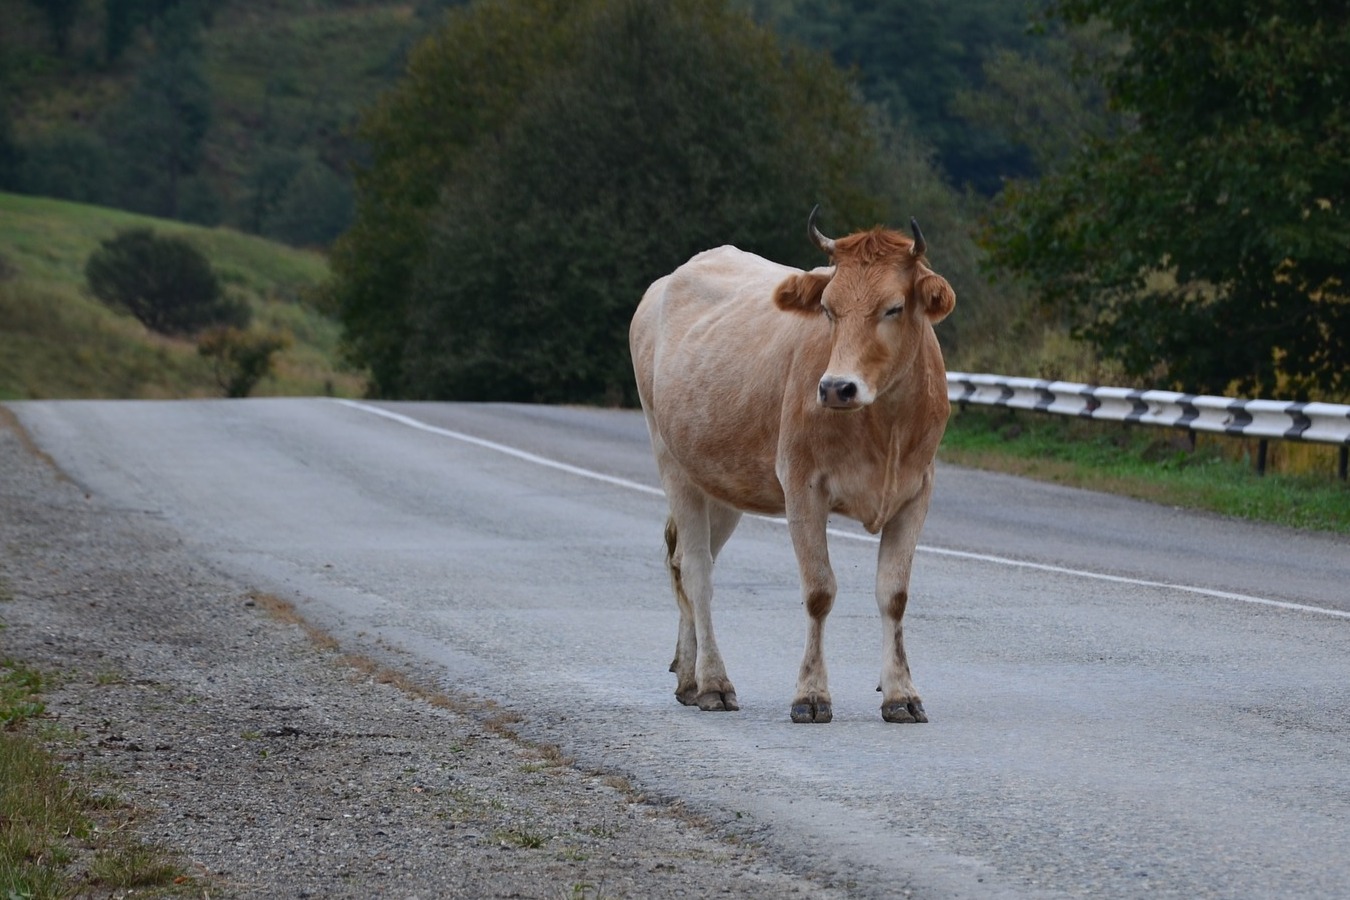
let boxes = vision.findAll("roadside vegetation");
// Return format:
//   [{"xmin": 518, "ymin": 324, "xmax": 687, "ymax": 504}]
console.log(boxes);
[
  {"xmin": 942, "ymin": 408, "xmax": 1350, "ymax": 535},
  {"xmin": 0, "ymin": 650, "xmax": 188, "ymax": 898},
  {"xmin": 0, "ymin": 191, "xmax": 363, "ymax": 400}
]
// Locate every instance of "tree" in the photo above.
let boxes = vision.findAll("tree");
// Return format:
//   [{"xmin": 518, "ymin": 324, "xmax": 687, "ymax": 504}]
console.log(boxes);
[
  {"xmin": 105, "ymin": 2, "xmax": 213, "ymax": 219},
  {"xmin": 330, "ymin": 0, "xmax": 881, "ymax": 401},
  {"xmin": 15, "ymin": 126, "xmax": 113, "ymax": 204},
  {"xmin": 983, "ymin": 2, "xmax": 1350, "ymax": 399},
  {"xmin": 28, "ymin": 0, "xmax": 81, "ymax": 56},
  {"xmin": 85, "ymin": 228, "xmax": 249, "ymax": 336},
  {"xmin": 327, "ymin": 0, "xmax": 578, "ymax": 397},
  {"xmin": 262, "ymin": 158, "xmax": 353, "ymax": 248},
  {"xmin": 0, "ymin": 107, "xmax": 22, "ymax": 192},
  {"xmin": 740, "ymin": 0, "xmax": 1044, "ymax": 194}
]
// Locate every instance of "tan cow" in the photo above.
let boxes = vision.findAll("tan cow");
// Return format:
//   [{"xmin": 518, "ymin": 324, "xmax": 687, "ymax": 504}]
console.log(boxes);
[{"xmin": 629, "ymin": 207, "xmax": 955, "ymax": 723}]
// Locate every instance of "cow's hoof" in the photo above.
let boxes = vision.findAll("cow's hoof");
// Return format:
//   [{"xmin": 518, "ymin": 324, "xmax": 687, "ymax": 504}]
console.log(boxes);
[
  {"xmin": 675, "ymin": 686, "xmax": 699, "ymax": 706},
  {"xmin": 790, "ymin": 699, "xmax": 832, "ymax": 724},
  {"xmin": 697, "ymin": 690, "xmax": 739, "ymax": 711},
  {"xmin": 881, "ymin": 699, "xmax": 927, "ymax": 723}
]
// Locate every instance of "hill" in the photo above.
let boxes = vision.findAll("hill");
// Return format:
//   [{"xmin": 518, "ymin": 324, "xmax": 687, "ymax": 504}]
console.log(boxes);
[
  {"xmin": 0, "ymin": 0, "xmax": 441, "ymax": 244},
  {"xmin": 0, "ymin": 191, "xmax": 363, "ymax": 399}
]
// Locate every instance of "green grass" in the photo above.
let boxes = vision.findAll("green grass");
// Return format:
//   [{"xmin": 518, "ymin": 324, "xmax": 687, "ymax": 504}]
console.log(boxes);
[
  {"xmin": 941, "ymin": 407, "xmax": 1350, "ymax": 534},
  {"xmin": 0, "ymin": 658, "xmax": 187, "ymax": 898},
  {"xmin": 0, "ymin": 191, "xmax": 363, "ymax": 400}
]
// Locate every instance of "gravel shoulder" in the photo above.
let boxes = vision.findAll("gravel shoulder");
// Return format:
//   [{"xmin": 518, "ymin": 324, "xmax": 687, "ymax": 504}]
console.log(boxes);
[{"xmin": 0, "ymin": 412, "xmax": 841, "ymax": 899}]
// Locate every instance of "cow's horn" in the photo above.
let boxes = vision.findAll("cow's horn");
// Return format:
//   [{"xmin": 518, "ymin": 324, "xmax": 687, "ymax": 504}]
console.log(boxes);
[
  {"xmin": 808, "ymin": 205, "xmax": 836, "ymax": 256},
  {"xmin": 910, "ymin": 217, "xmax": 926, "ymax": 257}
]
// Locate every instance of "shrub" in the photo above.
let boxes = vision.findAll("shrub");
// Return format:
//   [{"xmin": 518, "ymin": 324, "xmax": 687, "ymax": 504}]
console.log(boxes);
[
  {"xmin": 197, "ymin": 326, "xmax": 291, "ymax": 397},
  {"xmin": 85, "ymin": 228, "xmax": 250, "ymax": 336}
]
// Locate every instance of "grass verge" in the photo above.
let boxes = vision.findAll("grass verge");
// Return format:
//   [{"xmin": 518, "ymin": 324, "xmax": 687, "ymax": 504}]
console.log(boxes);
[
  {"xmin": 940, "ymin": 407, "xmax": 1350, "ymax": 535},
  {"xmin": 0, "ymin": 655, "xmax": 189, "ymax": 898}
]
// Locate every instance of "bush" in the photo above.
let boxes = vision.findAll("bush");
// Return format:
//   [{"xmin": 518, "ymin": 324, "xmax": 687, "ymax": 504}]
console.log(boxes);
[
  {"xmin": 197, "ymin": 327, "xmax": 291, "ymax": 397},
  {"xmin": 85, "ymin": 228, "xmax": 250, "ymax": 336}
]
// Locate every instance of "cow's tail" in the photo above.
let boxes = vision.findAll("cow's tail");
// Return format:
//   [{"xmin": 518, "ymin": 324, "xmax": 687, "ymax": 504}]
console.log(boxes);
[{"xmin": 664, "ymin": 515, "xmax": 686, "ymax": 674}]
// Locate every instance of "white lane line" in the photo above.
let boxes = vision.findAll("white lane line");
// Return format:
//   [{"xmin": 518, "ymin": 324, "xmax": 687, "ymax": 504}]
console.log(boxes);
[
  {"xmin": 337, "ymin": 399, "xmax": 1350, "ymax": 622},
  {"xmin": 335, "ymin": 399, "xmax": 664, "ymax": 497}
]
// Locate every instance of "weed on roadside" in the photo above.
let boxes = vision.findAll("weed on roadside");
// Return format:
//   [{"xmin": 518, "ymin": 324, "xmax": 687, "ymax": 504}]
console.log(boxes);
[{"xmin": 1, "ymin": 658, "xmax": 187, "ymax": 898}]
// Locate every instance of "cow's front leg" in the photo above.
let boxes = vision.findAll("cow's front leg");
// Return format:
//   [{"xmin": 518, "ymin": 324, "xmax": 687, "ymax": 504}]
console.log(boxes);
[
  {"xmin": 786, "ymin": 490, "xmax": 835, "ymax": 723},
  {"xmin": 875, "ymin": 469, "xmax": 934, "ymax": 723}
]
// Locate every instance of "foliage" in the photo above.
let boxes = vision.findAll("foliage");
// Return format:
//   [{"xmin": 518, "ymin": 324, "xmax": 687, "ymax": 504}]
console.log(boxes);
[
  {"xmin": 984, "ymin": 1, "xmax": 1350, "ymax": 400},
  {"xmin": 0, "ymin": 106, "xmax": 24, "ymax": 192},
  {"xmin": 198, "ymin": 326, "xmax": 292, "ymax": 397},
  {"xmin": 333, "ymin": 0, "xmax": 883, "ymax": 402},
  {"xmin": 16, "ymin": 126, "xmax": 113, "ymax": 206},
  {"xmin": 27, "ymin": 0, "xmax": 81, "ymax": 55},
  {"xmin": 941, "ymin": 407, "xmax": 1350, "ymax": 534},
  {"xmin": 0, "ymin": 191, "xmax": 361, "ymax": 400},
  {"xmin": 952, "ymin": 19, "xmax": 1120, "ymax": 172},
  {"xmin": 84, "ymin": 226, "xmax": 247, "ymax": 336},
  {"xmin": 261, "ymin": 157, "xmax": 353, "ymax": 248},
  {"xmin": 1, "ymin": 0, "xmax": 411, "ymax": 247},
  {"xmin": 104, "ymin": 1, "xmax": 215, "ymax": 220},
  {"xmin": 740, "ymin": 0, "xmax": 1045, "ymax": 194}
]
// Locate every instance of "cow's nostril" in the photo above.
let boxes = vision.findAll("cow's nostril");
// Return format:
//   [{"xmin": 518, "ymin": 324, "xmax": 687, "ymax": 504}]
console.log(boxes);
[{"xmin": 838, "ymin": 382, "xmax": 857, "ymax": 401}]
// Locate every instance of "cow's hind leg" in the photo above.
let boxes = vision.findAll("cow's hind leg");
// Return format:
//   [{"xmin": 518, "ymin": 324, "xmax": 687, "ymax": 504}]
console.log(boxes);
[{"xmin": 664, "ymin": 489, "xmax": 740, "ymax": 711}]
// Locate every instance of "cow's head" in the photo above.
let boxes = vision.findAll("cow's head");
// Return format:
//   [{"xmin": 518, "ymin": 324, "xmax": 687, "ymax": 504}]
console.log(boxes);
[{"xmin": 773, "ymin": 206, "xmax": 955, "ymax": 410}]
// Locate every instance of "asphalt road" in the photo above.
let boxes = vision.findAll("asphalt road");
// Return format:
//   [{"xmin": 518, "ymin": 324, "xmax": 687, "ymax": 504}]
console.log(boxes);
[{"xmin": 11, "ymin": 397, "xmax": 1350, "ymax": 899}]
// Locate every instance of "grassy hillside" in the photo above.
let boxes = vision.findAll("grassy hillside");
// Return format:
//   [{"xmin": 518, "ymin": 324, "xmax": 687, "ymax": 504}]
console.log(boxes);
[
  {"xmin": 1, "ymin": 0, "xmax": 431, "ymax": 240},
  {"xmin": 0, "ymin": 192, "xmax": 363, "ymax": 400}
]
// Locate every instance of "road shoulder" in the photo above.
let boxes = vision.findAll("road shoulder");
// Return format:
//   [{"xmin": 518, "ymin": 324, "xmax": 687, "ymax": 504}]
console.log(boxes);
[{"xmin": 0, "ymin": 415, "xmax": 836, "ymax": 899}]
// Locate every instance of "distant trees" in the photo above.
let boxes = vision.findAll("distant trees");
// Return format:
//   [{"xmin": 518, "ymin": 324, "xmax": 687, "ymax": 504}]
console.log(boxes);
[
  {"xmin": 330, "ymin": 0, "xmax": 883, "ymax": 402},
  {"xmin": 984, "ymin": 1, "xmax": 1350, "ymax": 399},
  {"xmin": 741, "ymin": 0, "xmax": 1044, "ymax": 194},
  {"xmin": 105, "ymin": 2, "xmax": 214, "ymax": 220},
  {"xmin": 27, "ymin": 0, "xmax": 81, "ymax": 56},
  {"xmin": 85, "ymin": 228, "xmax": 249, "ymax": 336}
]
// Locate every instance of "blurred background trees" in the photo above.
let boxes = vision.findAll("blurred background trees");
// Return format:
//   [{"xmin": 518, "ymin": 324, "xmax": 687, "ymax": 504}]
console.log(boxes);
[
  {"xmin": 984, "ymin": 0, "xmax": 1349, "ymax": 400},
  {"xmin": 3, "ymin": 0, "xmax": 1345, "ymax": 403}
]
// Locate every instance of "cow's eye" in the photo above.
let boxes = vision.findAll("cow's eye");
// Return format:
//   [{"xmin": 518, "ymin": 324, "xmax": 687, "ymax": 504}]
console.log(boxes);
[
  {"xmin": 822, "ymin": 306, "xmax": 835, "ymax": 321},
  {"xmin": 883, "ymin": 304, "xmax": 904, "ymax": 318}
]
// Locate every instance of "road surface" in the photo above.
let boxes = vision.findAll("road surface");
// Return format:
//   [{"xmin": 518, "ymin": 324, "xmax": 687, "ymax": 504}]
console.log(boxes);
[{"xmin": 11, "ymin": 397, "xmax": 1350, "ymax": 898}]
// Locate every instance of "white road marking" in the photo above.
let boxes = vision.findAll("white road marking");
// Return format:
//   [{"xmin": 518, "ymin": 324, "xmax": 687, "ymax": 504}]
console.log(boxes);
[{"xmin": 338, "ymin": 399, "xmax": 1350, "ymax": 621}]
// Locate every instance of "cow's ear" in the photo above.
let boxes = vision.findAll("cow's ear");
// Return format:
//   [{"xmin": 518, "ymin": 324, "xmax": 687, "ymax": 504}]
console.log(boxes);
[
  {"xmin": 774, "ymin": 270, "xmax": 831, "ymax": 315},
  {"xmin": 916, "ymin": 272, "xmax": 955, "ymax": 323}
]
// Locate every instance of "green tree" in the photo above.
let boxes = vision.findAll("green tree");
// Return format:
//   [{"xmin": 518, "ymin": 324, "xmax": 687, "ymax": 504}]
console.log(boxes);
[
  {"xmin": 105, "ymin": 2, "xmax": 213, "ymax": 219},
  {"xmin": 327, "ymin": 0, "xmax": 578, "ymax": 396},
  {"xmin": 262, "ymin": 158, "xmax": 353, "ymax": 248},
  {"xmin": 741, "ymin": 0, "xmax": 1043, "ymax": 193},
  {"xmin": 984, "ymin": 1, "xmax": 1350, "ymax": 399},
  {"xmin": 85, "ymin": 228, "xmax": 249, "ymax": 336},
  {"xmin": 28, "ymin": 0, "xmax": 81, "ymax": 56},
  {"xmin": 0, "ymin": 107, "xmax": 22, "ymax": 191},
  {"xmin": 333, "ymin": 0, "xmax": 881, "ymax": 401},
  {"xmin": 16, "ymin": 126, "xmax": 113, "ymax": 204}
]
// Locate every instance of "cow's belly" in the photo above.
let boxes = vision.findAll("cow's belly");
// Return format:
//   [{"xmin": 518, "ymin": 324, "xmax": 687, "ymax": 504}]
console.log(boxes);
[{"xmin": 653, "ymin": 392, "xmax": 789, "ymax": 515}]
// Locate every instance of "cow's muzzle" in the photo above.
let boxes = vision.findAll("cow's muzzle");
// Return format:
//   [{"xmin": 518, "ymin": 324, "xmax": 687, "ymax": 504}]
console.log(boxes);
[{"xmin": 818, "ymin": 376, "xmax": 864, "ymax": 410}]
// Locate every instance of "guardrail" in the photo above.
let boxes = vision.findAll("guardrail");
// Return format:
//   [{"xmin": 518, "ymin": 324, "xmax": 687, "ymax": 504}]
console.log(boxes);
[{"xmin": 946, "ymin": 372, "xmax": 1350, "ymax": 479}]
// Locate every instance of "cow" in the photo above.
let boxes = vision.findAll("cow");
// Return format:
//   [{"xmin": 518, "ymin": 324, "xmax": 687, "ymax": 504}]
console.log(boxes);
[{"xmin": 629, "ymin": 207, "xmax": 955, "ymax": 723}]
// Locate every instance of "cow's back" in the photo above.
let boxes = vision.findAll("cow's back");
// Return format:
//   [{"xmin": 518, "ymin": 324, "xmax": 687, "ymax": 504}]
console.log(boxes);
[{"xmin": 631, "ymin": 246, "xmax": 822, "ymax": 513}]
